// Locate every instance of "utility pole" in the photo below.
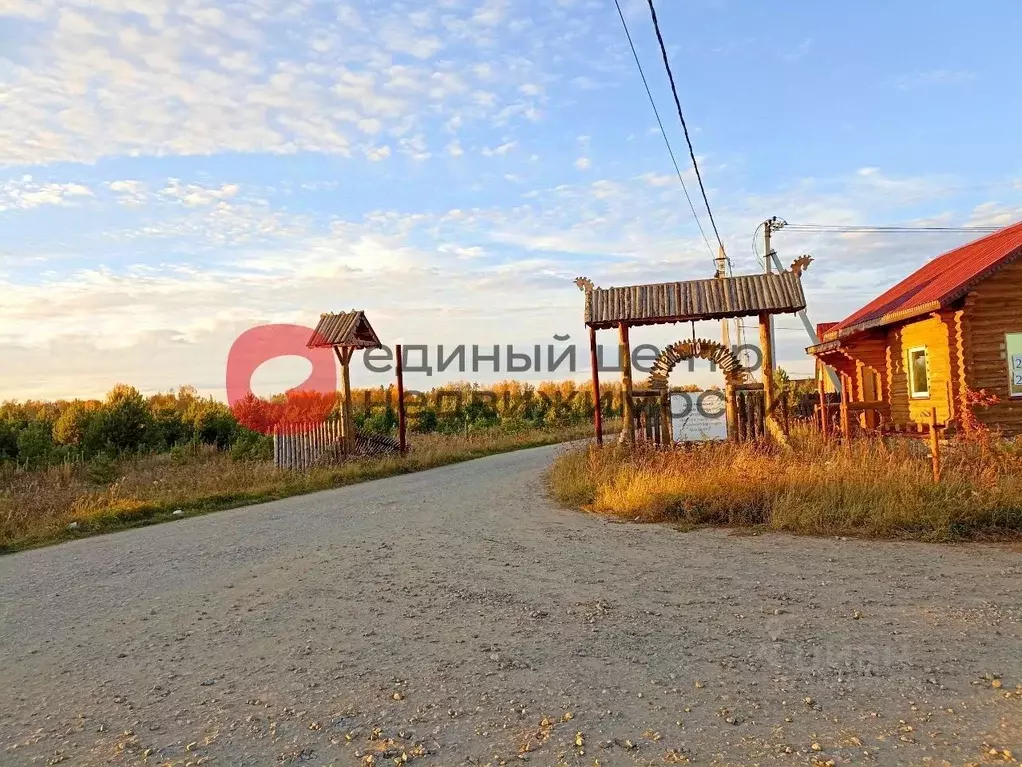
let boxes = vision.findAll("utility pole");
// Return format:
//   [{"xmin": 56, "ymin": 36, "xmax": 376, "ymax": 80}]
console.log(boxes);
[
  {"xmin": 764, "ymin": 216, "xmax": 843, "ymax": 395},
  {"xmin": 763, "ymin": 217, "xmax": 780, "ymax": 369},
  {"xmin": 714, "ymin": 246, "xmax": 731, "ymax": 352}
]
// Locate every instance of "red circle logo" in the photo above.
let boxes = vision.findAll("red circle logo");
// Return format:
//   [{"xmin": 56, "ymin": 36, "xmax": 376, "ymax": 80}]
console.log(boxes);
[{"xmin": 226, "ymin": 324, "xmax": 338, "ymax": 435}]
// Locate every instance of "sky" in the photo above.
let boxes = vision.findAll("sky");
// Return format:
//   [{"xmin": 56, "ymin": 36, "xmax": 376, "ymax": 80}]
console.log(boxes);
[{"xmin": 2, "ymin": 0, "xmax": 1021, "ymax": 401}]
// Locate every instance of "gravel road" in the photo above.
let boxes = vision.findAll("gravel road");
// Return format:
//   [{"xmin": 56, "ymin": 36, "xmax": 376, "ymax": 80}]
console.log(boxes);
[{"xmin": 1, "ymin": 444, "xmax": 1020, "ymax": 767}]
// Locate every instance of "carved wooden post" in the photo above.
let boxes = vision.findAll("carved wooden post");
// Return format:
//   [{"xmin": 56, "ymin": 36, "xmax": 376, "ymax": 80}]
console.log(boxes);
[
  {"xmin": 840, "ymin": 373, "xmax": 851, "ymax": 443},
  {"xmin": 759, "ymin": 313, "xmax": 775, "ymax": 426},
  {"xmin": 660, "ymin": 390, "xmax": 673, "ymax": 447},
  {"xmin": 589, "ymin": 325, "xmax": 603, "ymax": 446},
  {"xmin": 818, "ymin": 374, "xmax": 828, "ymax": 438},
  {"xmin": 395, "ymin": 343, "xmax": 407, "ymax": 455},
  {"xmin": 930, "ymin": 408, "xmax": 942, "ymax": 483},
  {"xmin": 333, "ymin": 347, "xmax": 355, "ymax": 455},
  {"xmin": 724, "ymin": 383, "xmax": 737, "ymax": 440},
  {"xmin": 619, "ymin": 322, "xmax": 634, "ymax": 446}
]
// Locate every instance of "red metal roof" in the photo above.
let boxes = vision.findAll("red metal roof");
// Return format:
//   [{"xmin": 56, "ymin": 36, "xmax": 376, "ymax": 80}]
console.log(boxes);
[{"xmin": 825, "ymin": 221, "xmax": 1022, "ymax": 339}]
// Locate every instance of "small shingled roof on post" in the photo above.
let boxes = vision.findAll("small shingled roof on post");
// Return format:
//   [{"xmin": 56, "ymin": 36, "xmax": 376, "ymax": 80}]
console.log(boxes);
[
  {"xmin": 306, "ymin": 311, "xmax": 383, "ymax": 457},
  {"xmin": 307, "ymin": 311, "xmax": 382, "ymax": 350}
]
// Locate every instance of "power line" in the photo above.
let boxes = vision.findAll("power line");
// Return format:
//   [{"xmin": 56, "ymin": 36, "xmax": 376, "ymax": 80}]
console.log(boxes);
[
  {"xmin": 611, "ymin": 0, "xmax": 715, "ymax": 263},
  {"xmin": 785, "ymin": 223, "xmax": 1002, "ymax": 234},
  {"xmin": 643, "ymin": 0, "xmax": 727, "ymax": 262}
]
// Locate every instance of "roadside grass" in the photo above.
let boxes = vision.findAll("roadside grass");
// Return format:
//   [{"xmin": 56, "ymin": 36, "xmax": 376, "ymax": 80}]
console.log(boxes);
[
  {"xmin": 0, "ymin": 424, "xmax": 599, "ymax": 554},
  {"xmin": 549, "ymin": 426, "xmax": 1022, "ymax": 540}
]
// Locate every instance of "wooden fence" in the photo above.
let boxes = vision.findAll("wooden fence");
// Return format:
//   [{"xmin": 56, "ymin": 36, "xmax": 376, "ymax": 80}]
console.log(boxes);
[{"xmin": 272, "ymin": 418, "xmax": 401, "ymax": 471}]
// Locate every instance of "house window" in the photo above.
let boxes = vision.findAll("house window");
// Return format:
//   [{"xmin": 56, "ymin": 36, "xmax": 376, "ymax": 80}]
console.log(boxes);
[
  {"xmin": 908, "ymin": 347, "xmax": 929, "ymax": 398},
  {"xmin": 1008, "ymin": 333, "xmax": 1022, "ymax": 398}
]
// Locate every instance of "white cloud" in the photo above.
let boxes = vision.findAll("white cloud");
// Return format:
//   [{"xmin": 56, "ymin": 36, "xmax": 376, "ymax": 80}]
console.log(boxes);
[
  {"xmin": 160, "ymin": 181, "xmax": 240, "ymax": 207},
  {"xmin": 446, "ymin": 140, "xmax": 465, "ymax": 157},
  {"xmin": 574, "ymin": 156, "xmax": 591, "ymax": 171},
  {"xmin": 2, "ymin": 167, "xmax": 1021, "ymax": 400},
  {"xmin": 640, "ymin": 172, "xmax": 675, "ymax": 187},
  {"xmin": 0, "ymin": 0, "xmax": 557, "ymax": 167},
  {"xmin": 0, "ymin": 179, "xmax": 93, "ymax": 211},
  {"xmin": 482, "ymin": 140, "xmax": 517, "ymax": 157},
  {"xmin": 472, "ymin": 0, "xmax": 509, "ymax": 27}
]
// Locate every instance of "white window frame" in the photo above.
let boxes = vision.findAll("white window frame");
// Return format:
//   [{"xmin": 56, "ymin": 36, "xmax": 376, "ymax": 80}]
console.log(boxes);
[
  {"xmin": 1007, "ymin": 332, "xmax": 1022, "ymax": 399},
  {"xmin": 907, "ymin": 346, "xmax": 930, "ymax": 399}
]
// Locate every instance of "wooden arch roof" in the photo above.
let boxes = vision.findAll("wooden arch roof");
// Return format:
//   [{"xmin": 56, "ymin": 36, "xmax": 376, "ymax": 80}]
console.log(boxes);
[{"xmin": 576, "ymin": 257, "xmax": 811, "ymax": 330}]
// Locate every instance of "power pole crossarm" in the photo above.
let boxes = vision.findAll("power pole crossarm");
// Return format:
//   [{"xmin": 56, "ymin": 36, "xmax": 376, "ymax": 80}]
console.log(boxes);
[{"xmin": 767, "ymin": 249, "xmax": 842, "ymax": 393}]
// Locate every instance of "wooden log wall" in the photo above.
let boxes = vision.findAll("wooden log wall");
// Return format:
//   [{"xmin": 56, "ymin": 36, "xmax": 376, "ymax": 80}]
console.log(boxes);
[{"xmin": 961, "ymin": 258, "xmax": 1022, "ymax": 435}]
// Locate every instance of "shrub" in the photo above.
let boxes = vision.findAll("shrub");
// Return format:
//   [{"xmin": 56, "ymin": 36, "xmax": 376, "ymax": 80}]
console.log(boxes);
[
  {"xmin": 53, "ymin": 401, "xmax": 93, "ymax": 447},
  {"xmin": 190, "ymin": 402, "xmax": 237, "ymax": 449},
  {"xmin": 16, "ymin": 422, "xmax": 55, "ymax": 469},
  {"xmin": 0, "ymin": 421, "xmax": 18, "ymax": 462},
  {"xmin": 85, "ymin": 385, "xmax": 153, "ymax": 454},
  {"xmin": 230, "ymin": 430, "xmax": 273, "ymax": 461},
  {"xmin": 86, "ymin": 453, "xmax": 120, "ymax": 486},
  {"xmin": 410, "ymin": 407, "xmax": 438, "ymax": 433}
]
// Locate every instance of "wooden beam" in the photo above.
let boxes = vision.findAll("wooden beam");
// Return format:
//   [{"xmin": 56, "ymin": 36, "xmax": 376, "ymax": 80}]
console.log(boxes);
[
  {"xmin": 818, "ymin": 374, "xmax": 828, "ymax": 438},
  {"xmin": 395, "ymin": 343, "xmax": 407, "ymax": 455},
  {"xmin": 619, "ymin": 322, "xmax": 634, "ymax": 446},
  {"xmin": 840, "ymin": 373, "xmax": 851, "ymax": 442},
  {"xmin": 589, "ymin": 325, "xmax": 603, "ymax": 446},
  {"xmin": 659, "ymin": 391, "xmax": 672, "ymax": 446},
  {"xmin": 334, "ymin": 346, "xmax": 355, "ymax": 454},
  {"xmin": 725, "ymin": 384, "xmax": 737, "ymax": 440},
  {"xmin": 758, "ymin": 312, "xmax": 775, "ymax": 423}
]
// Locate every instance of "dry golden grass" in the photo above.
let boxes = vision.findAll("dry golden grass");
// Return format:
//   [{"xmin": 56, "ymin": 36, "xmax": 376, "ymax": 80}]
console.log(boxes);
[
  {"xmin": 549, "ymin": 426, "xmax": 1022, "ymax": 540},
  {"xmin": 0, "ymin": 424, "xmax": 596, "ymax": 553}
]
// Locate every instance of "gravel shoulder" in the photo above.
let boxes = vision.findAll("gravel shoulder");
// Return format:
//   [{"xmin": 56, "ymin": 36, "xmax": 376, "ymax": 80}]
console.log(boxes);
[{"xmin": 1, "ymin": 443, "xmax": 1020, "ymax": 766}]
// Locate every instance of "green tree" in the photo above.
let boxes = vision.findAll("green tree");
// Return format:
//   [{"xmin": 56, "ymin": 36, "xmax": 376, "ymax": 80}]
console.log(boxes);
[
  {"xmin": 0, "ymin": 420, "xmax": 18, "ymax": 461},
  {"xmin": 53, "ymin": 401, "xmax": 93, "ymax": 447},
  {"xmin": 16, "ymin": 422, "xmax": 54, "ymax": 468},
  {"xmin": 86, "ymin": 385, "xmax": 153, "ymax": 454},
  {"xmin": 190, "ymin": 401, "xmax": 237, "ymax": 449}
]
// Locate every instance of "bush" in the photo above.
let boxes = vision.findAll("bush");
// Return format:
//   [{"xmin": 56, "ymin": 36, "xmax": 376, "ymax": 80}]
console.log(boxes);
[
  {"xmin": 148, "ymin": 407, "xmax": 192, "ymax": 450},
  {"xmin": 410, "ymin": 406, "xmax": 438, "ymax": 433},
  {"xmin": 0, "ymin": 421, "xmax": 18, "ymax": 462},
  {"xmin": 190, "ymin": 402, "xmax": 237, "ymax": 449},
  {"xmin": 16, "ymin": 422, "xmax": 54, "ymax": 468},
  {"xmin": 230, "ymin": 430, "xmax": 273, "ymax": 461},
  {"xmin": 86, "ymin": 453, "xmax": 119, "ymax": 485},
  {"xmin": 85, "ymin": 385, "xmax": 153, "ymax": 454},
  {"xmin": 362, "ymin": 406, "xmax": 398, "ymax": 435},
  {"xmin": 53, "ymin": 401, "xmax": 93, "ymax": 447},
  {"xmin": 170, "ymin": 443, "xmax": 201, "ymax": 465}
]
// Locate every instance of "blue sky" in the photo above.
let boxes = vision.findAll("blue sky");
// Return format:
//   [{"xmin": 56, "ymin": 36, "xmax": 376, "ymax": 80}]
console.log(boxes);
[{"xmin": 1, "ymin": 0, "xmax": 1021, "ymax": 400}]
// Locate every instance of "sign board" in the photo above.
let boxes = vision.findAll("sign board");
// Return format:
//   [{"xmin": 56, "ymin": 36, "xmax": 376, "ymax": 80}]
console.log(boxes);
[
  {"xmin": 671, "ymin": 391, "xmax": 728, "ymax": 441},
  {"xmin": 1009, "ymin": 333, "xmax": 1022, "ymax": 398}
]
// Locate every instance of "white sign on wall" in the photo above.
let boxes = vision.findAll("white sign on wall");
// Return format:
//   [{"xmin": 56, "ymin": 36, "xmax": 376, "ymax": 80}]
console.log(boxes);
[{"xmin": 1009, "ymin": 333, "xmax": 1022, "ymax": 398}]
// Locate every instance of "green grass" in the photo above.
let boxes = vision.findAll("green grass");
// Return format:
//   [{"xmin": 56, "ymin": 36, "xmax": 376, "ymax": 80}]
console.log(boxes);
[{"xmin": 1, "ymin": 424, "xmax": 599, "ymax": 554}]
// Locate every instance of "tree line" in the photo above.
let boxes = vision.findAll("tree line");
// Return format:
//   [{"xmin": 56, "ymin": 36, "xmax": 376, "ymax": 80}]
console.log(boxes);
[{"xmin": 0, "ymin": 380, "xmax": 636, "ymax": 470}]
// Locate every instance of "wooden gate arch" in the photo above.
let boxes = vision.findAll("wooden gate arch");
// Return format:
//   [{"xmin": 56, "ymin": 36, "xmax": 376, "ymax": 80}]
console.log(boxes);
[
  {"xmin": 643, "ymin": 338, "xmax": 745, "ymax": 390},
  {"xmin": 641, "ymin": 339, "xmax": 764, "ymax": 441}
]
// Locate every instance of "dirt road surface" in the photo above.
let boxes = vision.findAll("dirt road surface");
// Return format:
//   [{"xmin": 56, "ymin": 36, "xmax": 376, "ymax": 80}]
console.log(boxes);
[{"xmin": 2, "ymin": 445, "xmax": 1020, "ymax": 766}]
